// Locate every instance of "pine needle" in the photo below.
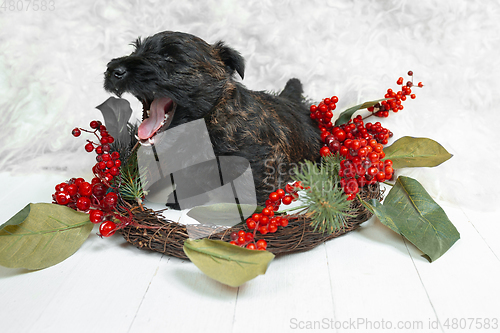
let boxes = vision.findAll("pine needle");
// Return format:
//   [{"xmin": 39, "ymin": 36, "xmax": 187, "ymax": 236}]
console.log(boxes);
[{"xmin": 292, "ymin": 154, "xmax": 353, "ymax": 234}]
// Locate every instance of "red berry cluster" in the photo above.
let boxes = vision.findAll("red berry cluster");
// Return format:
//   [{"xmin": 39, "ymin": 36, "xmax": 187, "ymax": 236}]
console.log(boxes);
[
  {"xmin": 229, "ymin": 182, "xmax": 303, "ymax": 250},
  {"xmin": 52, "ymin": 120, "xmax": 127, "ymax": 237},
  {"xmin": 368, "ymin": 71, "xmax": 423, "ymax": 118},
  {"xmin": 72, "ymin": 120, "xmax": 122, "ymax": 183},
  {"xmin": 52, "ymin": 177, "xmax": 118, "ymax": 237},
  {"xmin": 309, "ymin": 95, "xmax": 339, "ymax": 131},
  {"xmin": 320, "ymin": 115, "xmax": 394, "ymax": 199}
]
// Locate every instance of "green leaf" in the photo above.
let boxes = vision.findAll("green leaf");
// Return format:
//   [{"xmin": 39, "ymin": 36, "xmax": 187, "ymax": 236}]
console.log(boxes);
[
  {"xmin": 0, "ymin": 203, "xmax": 93, "ymax": 270},
  {"xmin": 187, "ymin": 203, "xmax": 260, "ymax": 227},
  {"xmin": 183, "ymin": 238, "xmax": 274, "ymax": 287},
  {"xmin": 334, "ymin": 98, "xmax": 388, "ymax": 126},
  {"xmin": 383, "ymin": 136, "xmax": 452, "ymax": 169},
  {"xmin": 362, "ymin": 176, "xmax": 460, "ymax": 262}
]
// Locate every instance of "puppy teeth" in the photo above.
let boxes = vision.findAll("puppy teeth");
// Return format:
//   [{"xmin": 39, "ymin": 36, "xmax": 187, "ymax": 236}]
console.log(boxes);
[{"xmin": 135, "ymin": 134, "xmax": 152, "ymax": 147}]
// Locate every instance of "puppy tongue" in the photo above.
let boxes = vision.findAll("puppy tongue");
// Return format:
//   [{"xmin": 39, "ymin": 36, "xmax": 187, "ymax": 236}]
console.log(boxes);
[{"xmin": 138, "ymin": 97, "xmax": 172, "ymax": 140}]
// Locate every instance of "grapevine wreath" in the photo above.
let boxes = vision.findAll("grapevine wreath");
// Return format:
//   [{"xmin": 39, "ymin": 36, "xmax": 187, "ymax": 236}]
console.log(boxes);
[{"xmin": 0, "ymin": 72, "xmax": 459, "ymax": 287}]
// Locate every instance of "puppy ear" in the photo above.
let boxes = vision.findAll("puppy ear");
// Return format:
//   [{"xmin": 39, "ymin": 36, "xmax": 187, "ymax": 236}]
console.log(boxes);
[{"xmin": 214, "ymin": 41, "xmax": 245, "ymax": 79}]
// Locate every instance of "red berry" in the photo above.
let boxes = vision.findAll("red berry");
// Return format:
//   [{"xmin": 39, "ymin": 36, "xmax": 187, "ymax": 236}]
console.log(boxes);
[
  {"xmin": 407, "ymin": 70, "xmax": 413, "ymax": 76},
  {"xmin": 55, "ymin": 191, "xmax": 71, "ymax": 205},
  {"xmin": 238, "ymin": 230, "xmax": 246, "ymax": 237},
  {"xmin": 320, "ymin": 146, "xmax": 331, "ymax": 157},
  {"xmin": 276, "ymin": 188, "xmax": 285, "ymax": 198},
  {"xmin": 245, "ymin": 232, "xmax": 254, "ymax": 242},
  {"xmin": 78, "ymin": 182, "xmax": 92, "ymax": 197},
  {"xmin": 55, "ymin": 183, "xmax": 67, "ymax": 192},
  {"xmin": 114, "ymin": 160, "xmax": 122, "ymax": 167},
  {"xmin": 282, "ymin": 195, "xmax": 293, "ymax": 205},
  {"xmin": 85, "ymin": 143, "xmax": 94, "ymax": 152},
  {"xmin": 397, "ymin": 77, "xmax": 404, "ymax": 85},
  {"xmin": 252, "ymin": 213, "xmax": 261, "ymax": 222},
  {"xmin": 246, "ymin": 243, "xmax": 256, "ymax": 250},
  {"xmin": 230, "ymin": 232, "xmax": 238, "ymax": 241},
  {"xmin": 89, "ymin": 209, "xmax": 104, "ymax": 224},
  {"xmin": 367, "ymin": 166, "xmax": 379, "ymax": 177},
  {"xmin": 99, "ymin": 221, "xmax": 116, "ymax": 237},
  {"xmin": 368, "ymin": 152, "xmax": 380, "ymax": 163},
  {"xmin": 418, "ymin": 82, "xmax": 423, "ymax": 88},
  {"xmin": 90, "ymin": 120, "xmax": 99, "ymax": 129},
  {"xmin": 344, "ymin": 179, "xmax": 359, "ymax": 195},
  {"xmin": 95, "ymin": 146, "xmax": 103, "ymax": 154},
  {"xmin": 376, "ymin": 171, "xmax": 386, "ymax": 182},
  {"xmin": 331, "ymin": 96, "xmax": 339, "ymax": 103},
  {"xmin": 103, "ymin": 192, "xmax": 118, "ymax": 208},
  {"xmin": 256, "ymin": 239, "xmax": 267, "ymax": 250},
  {"xmin": 237, "ymin": 236, "xmax": 245, "ymax": 245},
  {"xmin": 258, "ymin": 226, "xmax": 268, "ymax": 235},
  {"xmin": 66, "ymin": 184, "xmax": 78, "ymax": 197},
  {"xmin": 72, "ymin": 128, "xmax": 81, "ymax": 137},
  {"xmin": 246, "ymin": 218, "xmax": 256, "ymax": 230},
  {"xmin": 76, "ymin": 197, "xmax": 91, "ymax": 211},
  {"xmin": 262, "ymin": 207, "xmax": 273, "ymax": 216},
  {"xmin": 279, "ymin": 217, "xmax": 289, "ymax": 227},
  {"xmin": 333, "ymin": 130, "xmax": 346, "ymax": 142}
]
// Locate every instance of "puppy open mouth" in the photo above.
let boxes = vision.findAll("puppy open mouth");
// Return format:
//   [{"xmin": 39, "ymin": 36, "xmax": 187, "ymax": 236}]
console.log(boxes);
[{"xmin": 137, "ymin": 96, "xmax": 177, "ymax": 145}]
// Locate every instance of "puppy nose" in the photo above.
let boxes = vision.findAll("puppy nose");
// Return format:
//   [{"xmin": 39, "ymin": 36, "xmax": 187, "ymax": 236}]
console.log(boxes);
[{"xmin": 112, "ymin": 66, "xmax": 127, "ymax": 80}]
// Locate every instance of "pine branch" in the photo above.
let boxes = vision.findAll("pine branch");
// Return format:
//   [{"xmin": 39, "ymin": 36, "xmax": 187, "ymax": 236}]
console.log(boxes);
[{"xmin": 292, "ymin": 155, "xmax": 353, "ymax": 233}]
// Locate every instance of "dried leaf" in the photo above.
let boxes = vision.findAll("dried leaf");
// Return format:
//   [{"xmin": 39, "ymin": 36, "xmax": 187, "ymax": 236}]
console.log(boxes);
[
  {"xmin": 183, "ymin": 238, "xmax": 274, "ymax": 287},
  {"xmin": 0, "ymin": 203, "xmax": 93, "ymax": 270},
  {"xmin": 383, "ymin": 136, "xmax": 452, "ymax": 169}
]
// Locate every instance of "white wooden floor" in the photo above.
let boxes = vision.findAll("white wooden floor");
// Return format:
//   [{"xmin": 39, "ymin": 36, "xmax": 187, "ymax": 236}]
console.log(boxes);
[{"xmin": 1, "ymin": 171, "xmax": 499, "ymax": 333}]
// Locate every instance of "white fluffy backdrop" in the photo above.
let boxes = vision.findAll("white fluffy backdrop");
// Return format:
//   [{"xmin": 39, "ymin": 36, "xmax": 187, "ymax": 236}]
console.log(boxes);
[{"xmin": 1, "ymin": 0, "xmax": 498, "ymax": 210}]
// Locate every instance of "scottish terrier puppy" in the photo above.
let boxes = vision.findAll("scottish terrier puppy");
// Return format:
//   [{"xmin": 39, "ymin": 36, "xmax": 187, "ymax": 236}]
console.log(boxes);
[{"xmin": 104, "ymin": 31, "xmax": 320, "ymax": 206}]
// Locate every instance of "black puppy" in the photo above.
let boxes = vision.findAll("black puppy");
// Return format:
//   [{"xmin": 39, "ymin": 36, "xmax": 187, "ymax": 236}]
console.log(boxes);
[{"xmin": 104, "ymin": 31, "xmax": 320, "ymax": 206}]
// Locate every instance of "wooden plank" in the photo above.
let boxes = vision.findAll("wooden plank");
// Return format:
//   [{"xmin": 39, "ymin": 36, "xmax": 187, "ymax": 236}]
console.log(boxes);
[
  {"xmin": 461, "ymin": 207, "xmax": 500, "ymax": 261},
  {"xmin": 232, "ymin": 245, "xmax": 335, "ymax": 332},
  {"xmin": 325, "ymin": 218, "xmax": 442, "ymax": 332},
  {"xmin": 127, "ymin": 256, "xmax": 238, "ymax": 332},
  {"xmin": 405, "ymin": 203, "xmax": 500, "ymax": 332}
]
